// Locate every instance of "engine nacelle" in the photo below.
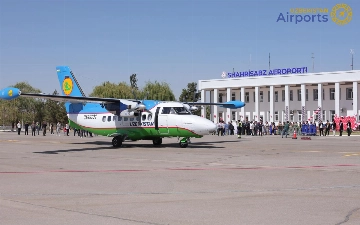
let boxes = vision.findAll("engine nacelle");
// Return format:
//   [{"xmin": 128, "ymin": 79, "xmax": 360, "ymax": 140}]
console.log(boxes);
[
  {"xmin": 0, "ymin": 87, "xmax": 21, "ymax": 100},
  {"xmin": 189, "ymin": 106, "xmax": 198, "ymax": 111},
  {"xmin": 120, "ymin": 110, "xmax": 140, "ymax": 117}
]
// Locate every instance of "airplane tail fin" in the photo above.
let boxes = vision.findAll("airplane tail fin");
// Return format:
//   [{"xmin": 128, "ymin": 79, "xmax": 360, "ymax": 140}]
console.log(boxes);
[{"xmin": 56, "ymin": 66, "xmax": 86, "ymax": 97}]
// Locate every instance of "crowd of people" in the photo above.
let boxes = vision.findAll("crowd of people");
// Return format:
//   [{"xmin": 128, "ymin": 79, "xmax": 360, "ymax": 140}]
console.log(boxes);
[
  {"xmin": 214, "ymin": 119, "xmax": 356, "ymax": 138},
  {"xmin": 13, "ymin": 121, "xmax": 93, "ymax": 138}
]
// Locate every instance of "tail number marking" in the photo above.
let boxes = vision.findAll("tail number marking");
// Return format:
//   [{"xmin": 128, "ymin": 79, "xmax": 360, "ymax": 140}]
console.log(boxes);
[
  {"xmin": 142, "ymin": 122, "xmax": 154, "ymax": 126},
  {"xmin": 84, "ymin": 114, "xmax": 97, "ymax": 119}
]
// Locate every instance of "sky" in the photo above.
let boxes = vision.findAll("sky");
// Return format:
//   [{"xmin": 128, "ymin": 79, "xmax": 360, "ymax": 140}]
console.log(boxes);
[{"xmin": 0, "ymin": 0, "xmax": 359, "ymax": 99}]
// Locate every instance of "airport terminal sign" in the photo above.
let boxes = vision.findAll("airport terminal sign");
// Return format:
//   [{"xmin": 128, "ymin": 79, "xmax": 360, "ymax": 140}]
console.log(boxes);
[{"xmin": 223, "ymin": 66, "xmax": 308, "ymax": 79}]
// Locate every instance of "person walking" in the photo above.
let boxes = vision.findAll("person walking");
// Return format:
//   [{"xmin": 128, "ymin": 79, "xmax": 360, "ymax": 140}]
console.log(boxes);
[{"xmin": 282, "ymin": 121, "xmax": 290, "ymax": 138}]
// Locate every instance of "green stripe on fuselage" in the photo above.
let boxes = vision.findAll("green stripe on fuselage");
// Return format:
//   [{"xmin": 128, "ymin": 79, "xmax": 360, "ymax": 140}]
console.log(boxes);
[{"xmin": 68, "ymin": 120, "xmax": 202, "ymax": 140}]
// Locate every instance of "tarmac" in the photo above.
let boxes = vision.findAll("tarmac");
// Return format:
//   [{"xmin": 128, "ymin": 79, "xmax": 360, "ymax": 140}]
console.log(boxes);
[{"xmin": 0, "ymin": 132, "xmax": 360, "ymax": 225}]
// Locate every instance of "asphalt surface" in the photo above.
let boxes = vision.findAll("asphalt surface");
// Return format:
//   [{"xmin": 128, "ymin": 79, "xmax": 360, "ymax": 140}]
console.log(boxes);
[{"xmin": 0, "ymin": 132, "xmax": 360, "ymax": 225}]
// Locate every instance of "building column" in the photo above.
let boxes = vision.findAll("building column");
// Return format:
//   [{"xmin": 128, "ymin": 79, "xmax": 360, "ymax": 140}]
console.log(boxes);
[
  {"xmin": 240, "ymin": 87, "xmax": 245, "ymax": 121},
  {"xmin": 318, "ymin": 83, "xmax": 322, "ymax": 122},
  {"xmin": 270, "ymin": 86, "xmax": 274, "ymax": 123},
  {"xmin": 213, "ymin": 88, "xmax": 218, "ymax": 123},
  {"xmin": 284, "ymin": 85, "xmax": 289, "ymax": 122},
  {"xmin": 301, "ymin": 84, "xmax": 306, "ymax": 122},
  {"xmin": 353, "ymin": 81, "xmax": 358, "ymax": 118},
  {"xmin": 255, "ymin": 86, "xmax": 259, "ymax": 121},
  {"xmin": 226, "ymin": 88, "xmax": 231, "ymax": 122},
  {"xmin": 335, "ymin": 82, "xmax": 340, "ymax": 117},
  {"xmin": 201, "ymin": 89, "xmax": 206, "ymax": 118}
]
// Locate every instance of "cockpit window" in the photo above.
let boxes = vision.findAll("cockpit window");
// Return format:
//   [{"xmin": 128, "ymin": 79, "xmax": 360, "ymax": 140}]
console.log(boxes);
[
  {"xmin": 161, "ymin": 107, "xmax": 191, "ymax": 115},
  {"xmin": 173, "ymin": 107, "xmax": 191, "ymax": 114}
]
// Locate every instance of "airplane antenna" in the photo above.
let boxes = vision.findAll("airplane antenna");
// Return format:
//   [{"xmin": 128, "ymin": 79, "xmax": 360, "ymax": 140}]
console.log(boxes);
[{"xmin": 311, "ymin": 53, "xmax": 315, "ymax": 73}]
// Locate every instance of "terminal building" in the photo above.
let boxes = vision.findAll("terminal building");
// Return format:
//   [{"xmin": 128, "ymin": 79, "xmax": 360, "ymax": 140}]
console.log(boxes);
[{"xmin": 198, "ymin": 68, "xmax": 360, "ymax": 124}]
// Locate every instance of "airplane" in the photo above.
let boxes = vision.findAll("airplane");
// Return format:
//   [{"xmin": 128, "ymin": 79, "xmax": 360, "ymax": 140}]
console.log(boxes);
[{"xmin": 0, "ymin": 66, "xmax": 245, "ymax": 148}]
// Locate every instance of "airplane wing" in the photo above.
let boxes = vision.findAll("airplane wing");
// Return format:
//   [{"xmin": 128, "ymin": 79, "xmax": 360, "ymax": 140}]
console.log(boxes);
[
  {"xmin": 186, "ymin": 100, "xmax": 245, "ymax": 109},
  {"xmin": 20, "ymin": 93, "xmax": 121, "ymax": 103}
]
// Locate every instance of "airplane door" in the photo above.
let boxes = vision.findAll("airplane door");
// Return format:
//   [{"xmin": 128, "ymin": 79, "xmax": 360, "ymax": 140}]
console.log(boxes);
[{"xmin": 155, "ymin": 107, "xmax": 169, "ymax": 134}]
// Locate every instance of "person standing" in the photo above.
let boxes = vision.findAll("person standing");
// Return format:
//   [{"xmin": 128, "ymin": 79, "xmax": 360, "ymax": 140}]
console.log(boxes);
[
  {"xmin": 31, "ymin": 121, "xmax": 36, "ymax": 136},
  {"xmin": 347, "ymin": 120, "xmax": 352, "ymax": 136},
  {"xmin": 325, "ymin": 120, "xmax": 330, "ymax": 136},
  {"xmin": 339, "ymin": 120, "xmax": 343, "ymax": 136},
  {"xmin": 237, "ymin": 120, "xmax": 242, "ymax": 139},
  {"xmin": 65, "ymin": 123, "xmax": 70, "ymax": 136},
  {"xmin": 42, "ymin": 121, "xmax": 47, "ymax": 136},
  {"xmin": 319, "ymin": 122, "xmax": 324, "ymax": 136},
  {"xmin": 17, "ymin": 121, "xmax": 21, "ymax": 135},
  {"xmin": 24, "ymin": 122, "xmax": 29, "ymax": 135},
  {"xmin": 332, "ymin": 120, "xmax": 336, "ymax": 136},
  {"xmin": 56, "ymin": 122, "xmax": 61, "ymax": 136}
]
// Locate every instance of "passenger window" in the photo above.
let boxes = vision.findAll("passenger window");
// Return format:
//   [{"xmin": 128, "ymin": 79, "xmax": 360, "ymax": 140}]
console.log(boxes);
[
  {"xmin": 107, "ymin": 116, "xmax": 111, "ymax": 122},
  {"xmin": 113, "ymin": 116, "xmax": 116, "ymax": 121},
  {"xmin": 148, "ymin": 114, "xmax": 152, "ymax": 121},
  {"xmin": 118, "ymin": 116, "xmax": 122, "ymax": 121},
  {"xmin": 130, "ymin": 117, "xmax": 134, "ymax": 121},
  {"xmin": 102, "ymin": 116, "xmax": 106, "ymax": 122},
  {"xmin": 124, "ymin": 117, "xmax": 128, "ymax": 121},
  {"xmin": 142, "ymin": 114, "xmax": 146, "ymax": 121}
]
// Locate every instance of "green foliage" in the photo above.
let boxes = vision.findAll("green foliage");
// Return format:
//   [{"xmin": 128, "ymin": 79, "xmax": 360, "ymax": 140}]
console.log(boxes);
[
  {"xmin": 90, "ymin": 80, "xmax": 176, "ymax": 101},
  {"xmin": 0, "ymin": 82, "xmax": 68, "ymax": 126}
]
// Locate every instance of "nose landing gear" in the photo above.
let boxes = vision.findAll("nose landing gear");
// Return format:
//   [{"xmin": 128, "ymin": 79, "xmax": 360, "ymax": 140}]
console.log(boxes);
[{"xmin": 179, "ymin": 137, "xmax": 189, "ymax": 148}]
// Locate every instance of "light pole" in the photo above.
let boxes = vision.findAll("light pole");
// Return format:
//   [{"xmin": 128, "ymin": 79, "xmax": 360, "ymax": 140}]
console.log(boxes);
[
  {"xmin": 311, "ymin": 53, "xmax": 315, "ymax": 73},
  {"xmin": 350, "ymin": 49, "xmax": 355, "ymax": 70}
]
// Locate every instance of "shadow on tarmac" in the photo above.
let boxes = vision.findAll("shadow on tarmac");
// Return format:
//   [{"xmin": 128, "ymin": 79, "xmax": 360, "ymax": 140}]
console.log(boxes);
[{"xmin": 32, "ymin": 139, "xmax": 244, "ymax": 154}]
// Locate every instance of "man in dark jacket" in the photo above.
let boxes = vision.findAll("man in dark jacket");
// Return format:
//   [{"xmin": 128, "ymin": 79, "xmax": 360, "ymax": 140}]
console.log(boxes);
[
  {"xmin": 347, "ymin": 120, "xmax": 352, "ymax": 136},
  {"xmin": 339, "ymin": 120, "xmax": 343, "ymax": 136}
]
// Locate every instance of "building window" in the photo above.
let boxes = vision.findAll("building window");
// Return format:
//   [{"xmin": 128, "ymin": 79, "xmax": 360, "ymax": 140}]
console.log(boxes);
[
  {"xmin": 323, "ymin": 88, "xmax": 325, "ymax": 100},
  {"xmin": 330, "ymin": 88, "xmax": 335, "ymax": 100},
  {"xmin": 268, "ymin": 91, "xmax": 270, "ymax": 102},
  {"xmin": 322, "ymin": 110, "xmax": 325, "ymax": 121},
  {"xmin": 346, "ymin": 88, "xmax": 353, "ymax": 100},
  {"xmin": 232, "ymin": 111, "xmax": 235, "ymax": 120},
  {"xmin": 282, "ymin": 90, "xmax": 285, "ymax": 102},
  {"xmin": 253, "ymin": 92, "xmax": 255, "ymax": 102},
  {"xmin": 218, "ymin": 93, "xmax": 223, "ymax": 103},
  {"xmin": 290, "ymin": 90, "xmax": 293, "ymax": 101},
  {"xmin": 275, "ymin": 91, "xmax": 278, "ymax": 102},
  {"xmin": 260, "ymin": 91, "xmax": 263, "ymax": 102},
  {"xmin": 297, "ymin": 89, "xmax": 301, "ymax": 101},
  {"xmin": 313, "ymin": 89, "xmax": 318, "ymax": 101},
  {"xmin": 298, "ymin": 112, "xmax": 302, "ymax": 122},
  {"xmin": 330, "ymin": 110, "xmax": 335, "ymax": 121},
  {"xmin": 232, "ymin": 93, "xmax": 235, "ymax": 101},
  {"xmin": 245, "ymin": 92, "xmax": 249, "ymax": 103},
  {"xmin": 275, "ymin": 111, "xmax": 279, "ymax": 121},
  {"xmin": 306, "ymin": 89, "xmax": 308, "ymax": 101},
  {"xmin": 239, "ymin": 92, "xmax": 242, "ymax": 101}
]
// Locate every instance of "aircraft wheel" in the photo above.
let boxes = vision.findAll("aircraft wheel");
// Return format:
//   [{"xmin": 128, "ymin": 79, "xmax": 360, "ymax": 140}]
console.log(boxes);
[
  {"xmin": 179, "ymin": 141, "xmax": 188, "ymax": 148},
  {"xmin": 112, "ymin": 136, "xmax": 122, "ymax": 147},
  {"xmin": 153, "ymin": 138, "xmax": 162, "ymax": 146}
]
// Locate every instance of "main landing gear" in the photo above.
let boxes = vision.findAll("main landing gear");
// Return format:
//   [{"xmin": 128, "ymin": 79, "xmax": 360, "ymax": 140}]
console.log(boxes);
[
  {"xmin": 112, "ymin": 136, "xmax": 123, "ymax": 147},
  {"xmin": 179, "ymin": 137, "xmax": 189, "ymax": 148},
  {"xmin": 152, "ymin": 138, "xmax": 162, "ymax": 146}
]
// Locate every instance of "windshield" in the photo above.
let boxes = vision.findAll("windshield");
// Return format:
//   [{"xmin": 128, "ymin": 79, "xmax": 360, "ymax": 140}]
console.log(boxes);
[{"xmin": 161, "ymin": 107, "xmax": 191, "ymax": 115}]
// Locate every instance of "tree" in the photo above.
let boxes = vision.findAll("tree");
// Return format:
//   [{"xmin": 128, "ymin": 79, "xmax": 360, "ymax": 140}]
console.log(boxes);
[
  {"xmin": 44, "ymin": 90, "xmax": 68, "ymax": 124},
  {"xmin": 141, "ymin": 81, "xmax": 175, "ymax": 101}
]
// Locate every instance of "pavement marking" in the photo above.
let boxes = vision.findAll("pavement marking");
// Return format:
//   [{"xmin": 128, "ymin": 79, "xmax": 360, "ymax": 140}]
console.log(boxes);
[{"xmin": 1, "ymin": 164, "xmax": 360, "ymax": 174}]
